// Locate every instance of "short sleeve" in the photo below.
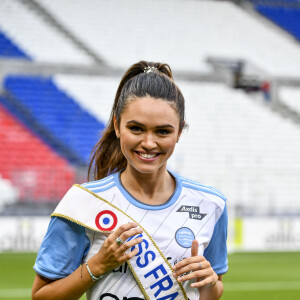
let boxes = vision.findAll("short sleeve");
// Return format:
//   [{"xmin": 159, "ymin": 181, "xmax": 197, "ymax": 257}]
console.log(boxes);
[
  {"xmin": 203, "ymin": 203, "xmax": 228, "ymax": 275},
  {"xmin": 33, "ymin": 217, "xmax": 90, "ymax": 280}
]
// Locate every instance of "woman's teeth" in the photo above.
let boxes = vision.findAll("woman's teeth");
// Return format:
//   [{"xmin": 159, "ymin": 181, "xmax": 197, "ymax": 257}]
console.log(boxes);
[{"xmin": 139, "ymin": 153, "xmax": 157, "ymax": 158}]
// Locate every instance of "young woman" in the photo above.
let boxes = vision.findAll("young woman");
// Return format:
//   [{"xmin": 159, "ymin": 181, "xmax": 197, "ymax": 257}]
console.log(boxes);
[{"xmin": 32, "ymin": 61, "xmax": 228, "ymax": 300}]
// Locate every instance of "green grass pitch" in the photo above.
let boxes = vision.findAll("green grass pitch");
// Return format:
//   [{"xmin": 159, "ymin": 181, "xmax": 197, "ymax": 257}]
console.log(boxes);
[{"xmin": 0, "ymin": 252, "xmax": 299, "ymax": 299}]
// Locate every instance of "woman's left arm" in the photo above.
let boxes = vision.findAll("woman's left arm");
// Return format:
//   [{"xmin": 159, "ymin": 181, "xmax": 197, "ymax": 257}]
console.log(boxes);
[{"xmin": 173, "ymin": 240, "xmax": 224, "ymax": 300}]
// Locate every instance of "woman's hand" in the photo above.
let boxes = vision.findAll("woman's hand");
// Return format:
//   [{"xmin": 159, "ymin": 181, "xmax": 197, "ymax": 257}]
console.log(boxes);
[
  {"xmin": 88, "ymin": 222, "xmax": 143, "ymax": 277},
  {"xmin": 172, "ymin": 240, "xmax": 218, "ymax": 288},
  {"xmin": 32, "ymin": 222, "xmax": 144, "ymax": 300}
]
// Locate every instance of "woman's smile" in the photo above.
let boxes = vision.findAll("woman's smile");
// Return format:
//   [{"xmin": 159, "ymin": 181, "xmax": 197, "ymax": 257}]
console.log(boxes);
[{"xmin": 135, "ymin": 151, "xmax": 160, "ymax": 161}]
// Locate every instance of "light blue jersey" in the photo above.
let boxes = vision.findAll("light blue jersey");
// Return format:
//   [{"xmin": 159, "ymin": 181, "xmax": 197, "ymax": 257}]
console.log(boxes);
[{"xmin": 34, "ymin": 171, "xmax": 228, "ymax": 300}]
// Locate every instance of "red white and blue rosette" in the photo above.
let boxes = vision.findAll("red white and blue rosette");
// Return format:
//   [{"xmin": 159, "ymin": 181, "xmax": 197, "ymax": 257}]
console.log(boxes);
[{"xmin": 95, "ymin": 210, "xmax": 118, "ymax": 231}]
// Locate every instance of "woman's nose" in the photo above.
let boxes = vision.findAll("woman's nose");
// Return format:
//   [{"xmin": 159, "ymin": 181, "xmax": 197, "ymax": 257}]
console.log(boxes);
[{"xmin": 141, "ymin": 132, "xmax": 156, "ymax": 149}]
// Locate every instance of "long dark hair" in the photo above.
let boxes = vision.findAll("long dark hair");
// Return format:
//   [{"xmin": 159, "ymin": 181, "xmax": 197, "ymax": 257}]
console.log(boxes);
[{"xmin": 88, "ymin": 60, "xmax": 186, "ymax": 180}]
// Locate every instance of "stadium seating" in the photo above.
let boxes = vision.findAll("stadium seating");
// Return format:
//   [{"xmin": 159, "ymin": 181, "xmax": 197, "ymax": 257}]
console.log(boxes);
[
  {"xmin": 37, "ymin": 0, "xmax": 300, "ymax": 77},
  {"xmin": 0, "ymin": 29, "xmax": 31, "ymax": 59},
  {"xmin": 254, "ymin": 2, "xmax": 300, "ymax": 41},
  {"xmin": 0, "ymin": 0, "xmax": 299, "ymax": 212},
  {"xmin": 54, "ymin": 75, "xmax": 118, "ymax": 123},
  {"xmin": 280, "ymin": 86, "xmax": 300, "ymax": 115},
  {"xmin": 2, "ymin": 76, "xmax": 106, "ymax": 166},
  {"xmin": 0, "ymin": 103, "xmax": 75, "ymax": 202},
  {"xmin": 0, "ymin": 0, "xmax": 92, "ymax": 64},
  {"xmin": 174, "ymin": 81, "xmax": 300, "ymax": 212}
]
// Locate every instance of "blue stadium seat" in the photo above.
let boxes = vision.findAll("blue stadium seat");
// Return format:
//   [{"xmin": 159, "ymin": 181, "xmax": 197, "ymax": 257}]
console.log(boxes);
[
  {"xmin": 0, "ymin": 29, "xmax": 31, "ymax": 59},
  {"xmin": 253, "ymin": 1, "xmax": 300, "ymax": 41}
]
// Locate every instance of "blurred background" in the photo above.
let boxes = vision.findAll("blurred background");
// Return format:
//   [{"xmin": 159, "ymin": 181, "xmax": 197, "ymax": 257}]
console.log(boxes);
[{"xmin": 0, "ymin": 0, "xmax": 299, "ymax": 299}]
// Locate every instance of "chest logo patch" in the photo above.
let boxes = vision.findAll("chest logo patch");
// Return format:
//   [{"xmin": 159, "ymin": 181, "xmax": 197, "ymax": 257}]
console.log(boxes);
[
  {"xmin": 177, "ymin": 205, "xmax": 207, "ymax": 220},
  {"xmin": 175, "ymin": 227, "xmax": 195, "ymax": 248}
]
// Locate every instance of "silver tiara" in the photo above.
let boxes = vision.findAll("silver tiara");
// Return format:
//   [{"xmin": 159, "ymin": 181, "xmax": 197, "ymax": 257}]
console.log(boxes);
[{"xmin": 144, "ymin": 66, "xmax": 157, "ymax": 73}]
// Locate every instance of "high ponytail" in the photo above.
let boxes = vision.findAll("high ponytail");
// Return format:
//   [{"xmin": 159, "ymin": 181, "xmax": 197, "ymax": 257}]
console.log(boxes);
[{"xmin": 88, "ymin": 60, "xmax": 185, "ymax": 181}]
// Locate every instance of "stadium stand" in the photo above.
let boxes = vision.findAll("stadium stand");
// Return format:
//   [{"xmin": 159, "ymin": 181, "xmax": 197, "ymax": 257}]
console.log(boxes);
[
  {"xmin": 0, "ymin": 103, "xmax": 75, "ymax": 202},
  {"xmin": 54, "ymin": 75, "xmax": 118, "ymax": 123},
  {"xmin": 280, "ymin": 87, "xmax": 300, "ymax": 115},
  {"xmin": 251, "ymin": 0, "xmax": 300, "ymax": 41},
  {"xmin": 0, "ymin": 29, "xmax": 31, "ymax": 60},
  {"xmin": 175, "ymin": 81, "xmax": 300, "ymax": 213},
  {"xmin": 0, "ymin": 0, "xmax": 92, "ymax": 64},
  {"xmin": 0, "ymin": 0, "xmax": 299, "ymax": 215},
  {"xmin": 37, "ymin": 0, "xmax": 300, "ymax": 77},
  {"xmin": 1, "ymin": 75, "xmax": 105, "ymax": 165}
]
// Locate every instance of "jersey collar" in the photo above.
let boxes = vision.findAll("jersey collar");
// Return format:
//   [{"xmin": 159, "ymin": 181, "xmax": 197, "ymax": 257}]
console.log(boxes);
[{"xmin": 113, "ymin": 170, "xmax": 182, "ymax": 210}]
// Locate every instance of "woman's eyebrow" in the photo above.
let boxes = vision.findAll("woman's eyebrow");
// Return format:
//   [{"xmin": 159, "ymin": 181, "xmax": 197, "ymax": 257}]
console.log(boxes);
[
  {"xmin": 126, "ymin": 120, "xmax": 174, "ymax": 129},
  {"xmin": 126, "ymin": 120, "xmax": 143, "ymax": 125},
  {"xmin": 156, "ymin": 124, "xmax": 175, "ymax": 129}
]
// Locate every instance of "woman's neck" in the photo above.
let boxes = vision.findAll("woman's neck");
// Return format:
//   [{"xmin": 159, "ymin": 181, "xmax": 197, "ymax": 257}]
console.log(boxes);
[{"xmin": 120, "ymin": 167, "xmax": 176, "ymax": 206}]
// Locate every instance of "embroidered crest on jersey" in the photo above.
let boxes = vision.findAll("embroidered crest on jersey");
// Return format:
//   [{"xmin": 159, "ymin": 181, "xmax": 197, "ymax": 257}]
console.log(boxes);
[
  {"xmin": 176, "ymin": 205, "xmax": 206, "ymax": 220},
  {"xmin": 95, "ymin": 210, "xmax": 118, "ymax": 231},
  {"xmin": 175, "ymin": 227, "xmax": 195, "ymax": 248}
]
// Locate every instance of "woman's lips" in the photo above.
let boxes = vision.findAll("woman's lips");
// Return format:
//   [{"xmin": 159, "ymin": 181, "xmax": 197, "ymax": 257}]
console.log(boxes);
[{"xmin": 135, "ymin": 151, "xmax": 160, "ymax": 161}]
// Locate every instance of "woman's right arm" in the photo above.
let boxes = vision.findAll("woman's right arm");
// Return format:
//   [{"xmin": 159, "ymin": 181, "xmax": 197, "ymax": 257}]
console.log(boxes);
[
  {"xmin": 32, "ymin": 262, "xmax": 95, "ymax": 300},
  {"xmin": 32, "ymin": 222, "xmax": 143, "ymax": 300}
]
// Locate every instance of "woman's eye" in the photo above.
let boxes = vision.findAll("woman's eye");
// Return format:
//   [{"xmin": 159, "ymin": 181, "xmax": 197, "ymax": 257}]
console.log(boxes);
[
  {"xmin": 157, "ymin": 129, "xmax": 170, "ymax": 135},
  {"xmin": 129, "ymin": 126, "xmax": 142, "ymax": 132}
]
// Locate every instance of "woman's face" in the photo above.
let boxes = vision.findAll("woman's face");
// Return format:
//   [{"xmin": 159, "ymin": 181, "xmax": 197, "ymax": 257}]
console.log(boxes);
[{"xmin": 114, "ymin": 96, "xmax": 182, "ymax": 175}]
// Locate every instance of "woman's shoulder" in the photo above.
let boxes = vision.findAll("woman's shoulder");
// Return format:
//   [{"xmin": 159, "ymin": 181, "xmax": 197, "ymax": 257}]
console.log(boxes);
[
  {"xmin": 80, "ymin": 173, "xmax": 116, "ymax": 193},
  {"xmin": 175, "ymin": 173, "xmax": 227, "ymax": 203}
]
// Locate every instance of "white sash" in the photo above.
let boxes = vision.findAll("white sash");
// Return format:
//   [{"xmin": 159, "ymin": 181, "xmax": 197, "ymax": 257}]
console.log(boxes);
[{"xmin": 52, "ymin": 184, "xmax": 188, "ymax": 300}]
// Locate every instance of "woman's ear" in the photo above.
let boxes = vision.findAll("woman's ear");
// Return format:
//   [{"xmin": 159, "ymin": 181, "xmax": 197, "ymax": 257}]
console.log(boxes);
[{"xmin": 113, "ymin": 115, "xmax": 120, "ymax": 138}]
